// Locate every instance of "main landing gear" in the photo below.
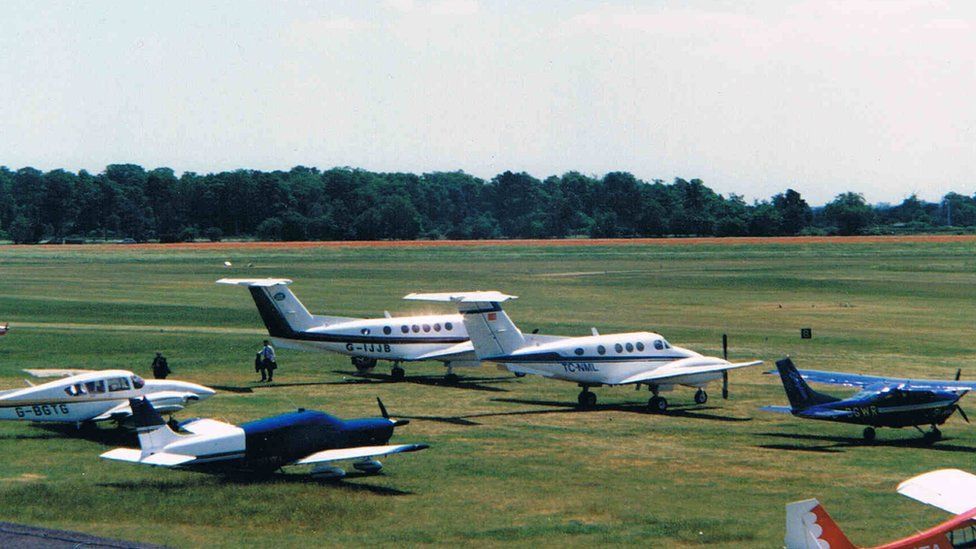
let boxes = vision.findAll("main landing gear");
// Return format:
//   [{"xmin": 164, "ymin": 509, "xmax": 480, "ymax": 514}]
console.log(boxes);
[
  {"xmin": 390, "ymin": 362, "xmax": 405, "ymax": 381},
  {"xmin": 647, "ymin": 385, "xmax": 668, "ymax": 413},
  {"xmin": 577, "ymin": 386, "xmax": 597, "ymax": 408},
  {"xmin": 919, "ymin": 425, "xmax": 942, "ymax": 444},
  {"xmin": 352, "ymin": 356, "xmax": 377, "ymax": 374},
  {"xmin": 694, "ymin": 389, "xmax": 708, "ymax": 405},
  {"xmin": 444, "ymin": 362, "xmax": 459, "ymax": 384},
  {"xmin": 862, "ymin": 427, "xmax": 876, "ymax": 441}
]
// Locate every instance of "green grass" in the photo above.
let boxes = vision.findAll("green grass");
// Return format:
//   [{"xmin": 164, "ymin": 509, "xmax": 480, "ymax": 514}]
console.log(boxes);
[{"xmin": 1, "ymin": 240, "xmax": 974, "ymax": 547}]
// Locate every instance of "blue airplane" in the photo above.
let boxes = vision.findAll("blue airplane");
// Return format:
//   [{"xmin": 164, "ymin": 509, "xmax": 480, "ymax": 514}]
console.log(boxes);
[
  {"xmin": 762, "ymin": 357, "xmax": 976, "ymax": 442},
  {"xmin": 101, "ymin": 397, "xmax": 428, "ymax": 478}
]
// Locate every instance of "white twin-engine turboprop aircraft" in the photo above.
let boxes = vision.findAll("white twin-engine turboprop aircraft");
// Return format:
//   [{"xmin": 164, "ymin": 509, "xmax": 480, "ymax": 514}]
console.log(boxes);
[
  {"xmin": 0, "ymin": 369, "xmax": 215, "ymax": 427},
  {"xmin": 217, "ymin": 278, "xmax": 479, "ymax": 380},
  {"xmin": 404, "ymin": 291, "xmax": 763, "ymax": 411}
]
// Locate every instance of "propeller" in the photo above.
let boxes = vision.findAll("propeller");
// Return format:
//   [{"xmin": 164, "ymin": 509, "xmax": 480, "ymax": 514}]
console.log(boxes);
[
  {"xmin": 721, "ymin": 334, "xmax": 729, "ymax": 399},
  {"xmin": 955, "ymin": 368, "xmax": 962, "ymax": 381},
  {"xmin": 377, "ymin": 397, "xmax": 409, "ymax": 426},
  {"xmin": 957, "ymin": 405, "xmax": 970, "ymax": 423}
]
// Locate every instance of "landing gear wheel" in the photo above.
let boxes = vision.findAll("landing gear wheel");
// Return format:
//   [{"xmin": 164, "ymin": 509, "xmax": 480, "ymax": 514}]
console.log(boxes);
[
  {"xmin": 514, "ymin": 372, "xmax": 526, "ymax": 378},
  {"xmin": 924, "ymin": 427, "xmax": 942, "ymax": 443},
  {"xmin": 577, "ymin": 390, "xmax": 597, "ymax": 408},
  {"xmin": 694, "ymin": 389, "xmax": 708, "ymax": 405},
  {"xmin": 862, "ymin": 427, "xmax": 876, "ymax": 441},
  {"xmin": 391, "ymin": 365, "xmax": 405, "ymax": 381},
  {"xmin": 445, "ymin": 373, "xmax": 460, "ymax": 384},
  {"xmin": 352, "ymin": 356, "xmax": 377, "ymax": 374},
  {"xmin": 648, "ymin": 396, "xmax": 668, "ymax": 413}
]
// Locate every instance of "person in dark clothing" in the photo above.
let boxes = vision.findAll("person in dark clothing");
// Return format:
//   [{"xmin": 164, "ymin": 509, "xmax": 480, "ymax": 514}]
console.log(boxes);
[
  {"xmin": 260, "ymin": 340, "xmax": 277, "ymax": 382},
  {"xmin": 151, "ymin": 352, "xmax": 171, "ymax": 379}
]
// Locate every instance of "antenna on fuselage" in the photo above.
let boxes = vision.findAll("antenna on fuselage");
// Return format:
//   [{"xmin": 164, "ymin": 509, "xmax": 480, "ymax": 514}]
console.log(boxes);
[{"xmin": 591, "ymin": 327, "xmax": 599, "ymax": 336}]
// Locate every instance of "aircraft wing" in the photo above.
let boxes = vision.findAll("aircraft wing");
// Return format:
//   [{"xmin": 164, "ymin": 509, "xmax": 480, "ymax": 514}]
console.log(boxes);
[
  {"xmin": 293, "ymin": 443, "xmax": 429, "ymax": 466},
  {"xmin": 22, "ymin": 368, "xmax": 95, "ymax": 378},
  {"xmin": 100, "ymin": 448, "xmax": 196, "ymax": 467},
  {"xmin": 412, "ymin": 341, "xmax": 476, "ymax": 362},
  {"xmin": 90, "ymin": 402, "xmax": 135, "ymax": 422},
  {"xmin": 897, "ymin": 469, "xmax": 976, "ymax": 515},
  {"xmin": 791, "ymin": 369, "xmax": 976, "ymax": 392},
  {"xmin": 617, "ymin": 360, "xmax": 762, "ymax": 385}
]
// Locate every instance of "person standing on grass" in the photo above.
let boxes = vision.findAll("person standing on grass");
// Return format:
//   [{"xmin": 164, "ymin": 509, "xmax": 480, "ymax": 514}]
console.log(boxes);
[
  {"xmin": 260, "ymin": 340, "xmax": 277, "ymax": 382},
  {"xmin": 151, "ymin": 352, "xmax": 171, "ymax": 379}
]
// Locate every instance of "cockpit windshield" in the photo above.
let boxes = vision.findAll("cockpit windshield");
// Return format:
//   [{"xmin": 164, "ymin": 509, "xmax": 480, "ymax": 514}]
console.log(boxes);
[
  {"xmin": 131, "ymin": 375, "xmax": 145, "ymax": 389},
  {"xmin": 107, "ymin": 377, "xmax": 131, "ymax": 392}
]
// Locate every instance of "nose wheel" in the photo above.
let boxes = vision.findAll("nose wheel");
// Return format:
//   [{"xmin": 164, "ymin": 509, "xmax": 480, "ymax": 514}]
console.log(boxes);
[
  {"xmin": 693, "ymin": 389, "xmax": 708, "ymax": 405},
  {"xmin": 862, "ymin": 427, "xmax": 876, "ymax": 441},
  {"xmin": 391, "ymin": 363, "xmax": 405, "ymax": 381},
  {"xmin": 648, "ymin": 396, "xmax": 668, "ymax": 412}
]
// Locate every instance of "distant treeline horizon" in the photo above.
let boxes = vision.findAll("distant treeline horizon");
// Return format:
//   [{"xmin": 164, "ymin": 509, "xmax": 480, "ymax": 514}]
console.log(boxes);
[{"xmin": 1, "ymin": 164, "xmax": 974, "ymax": 243}]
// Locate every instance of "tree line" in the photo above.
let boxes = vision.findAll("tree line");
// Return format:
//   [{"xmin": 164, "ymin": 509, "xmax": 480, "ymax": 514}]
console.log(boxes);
[{"xmin": 0, "ymin": 164, "xmax": 973, "ymax": 243}]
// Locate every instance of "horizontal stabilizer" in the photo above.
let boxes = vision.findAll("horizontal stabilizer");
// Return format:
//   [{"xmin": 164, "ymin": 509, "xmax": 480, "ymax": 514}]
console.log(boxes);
[
  {"xmin": 22, "ymin": 368, "xmax": 95, "ymax": 378},
  {"xmin": 618, "ymin": 360, "xmax": 762, "ymax": 385},
  {"xmin": 413, "ymin": 341, "xmax": 475, "ymax": 362},
  {"xmin": 404, "ymin": 291, "xmax": 517, "ymax": 303},
  {"xmin": 100, "ymin": 448, "xmax": 195, "ymax": 467},
  {"xmin": 294, "ymin": 443, "xmax": 429, "ymax": 465},
  {"xmin": 759, "ymin": 405, "xmax": 794, "ymax": 414},
  {"xmin": 897, "ymin": 469, "xmax": 976, "ymax": 514},
  {"xmin": 216, "ymin": 278, "xmax": 293, "ymax": 287},
  {"xmin": 177, "ymin": 418, "xmax": 241, "ymax": 437}
]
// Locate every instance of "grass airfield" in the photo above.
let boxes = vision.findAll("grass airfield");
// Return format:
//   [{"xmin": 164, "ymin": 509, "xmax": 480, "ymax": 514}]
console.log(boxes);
[{"xmin": 0, "ymin": 239, "xmax": 974, "ymax": 547}]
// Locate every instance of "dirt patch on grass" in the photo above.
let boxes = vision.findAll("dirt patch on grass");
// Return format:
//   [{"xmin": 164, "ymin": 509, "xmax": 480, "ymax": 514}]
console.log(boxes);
[{"xmin": 4, "ymin": 234, "xmax": 976, "ymax": 252}]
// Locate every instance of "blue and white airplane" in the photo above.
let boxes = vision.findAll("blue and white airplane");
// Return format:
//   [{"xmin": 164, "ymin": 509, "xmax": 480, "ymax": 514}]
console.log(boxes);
[
  {"xmin": 101, "ymin": 397, "xmax": 428, "ymax": 478},
  {"xmin": 404, "ymin": 291, "xmax": 762, "ymax": 411},
  {"xmin": 218, "ymin": 278, "xmax": 477, "ymax": 381},
  {"xmin": 762, "ymin": 357, "xmax": 976, "ymax": 442}
]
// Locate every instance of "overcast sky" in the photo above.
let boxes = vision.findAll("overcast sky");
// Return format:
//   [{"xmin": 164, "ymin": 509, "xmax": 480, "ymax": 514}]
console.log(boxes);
[{"xmin": 1, "ymin": 1, "xmax": 973, "ymax": 205}]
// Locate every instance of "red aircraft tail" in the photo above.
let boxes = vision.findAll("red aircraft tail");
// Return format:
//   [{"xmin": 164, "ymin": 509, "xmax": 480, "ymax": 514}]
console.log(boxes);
[{"xmin": 785, "ymin": 499, "xmax": 857, "ymax": 549}]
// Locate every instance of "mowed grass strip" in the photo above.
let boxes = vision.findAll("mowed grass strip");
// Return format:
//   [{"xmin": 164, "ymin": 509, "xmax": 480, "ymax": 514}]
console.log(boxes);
[{"xmin": 0, "ymin": 240, "xmax": 974, "ymax": 547}]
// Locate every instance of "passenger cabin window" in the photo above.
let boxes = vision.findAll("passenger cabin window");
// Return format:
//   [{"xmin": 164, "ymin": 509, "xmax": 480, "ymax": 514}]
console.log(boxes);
[
  {"xmin": 383, "ymin": 326, "xmax": 392, "ymax": 335},
  {"xmin": 625, "ymin": 343, "xmax": 634, "ymax": 352},
  {"xmin": 423, "ymin": 324, "xmax": 431, "ymax": 332},
  {"xmin": 654, "ymin": 340, "xmax": 664, "ymax": 350},
  {"xmin": 636, "ymin": 342, "xmax": 645, "ymax": 351},
  {"xmin": 401, "ymin": 325, "xmax": 409, "ymax": 334},
  {"xmin": 85, "ymin": 380, "xmax": 106, "ymax": 394},
  {"xmin": 597, "ymin": 345, "xmax": 606, "ymax": 355},
  {"xmin": 614, "ymin": 343, "xmax": 623, "ymax": 353},
  {"xmin": 131, "ymin": 376, "xmax": 145, "ymax": 389},
  {"xmin": 574, "ymin": 347, "xmax": 584, "ymax": 356},
  {"xmin": 412, "ymin": 325, "xmax": 420, "ymax": 333},
  {"xmin": 445, "ymin": 322, "xmax": 453, "ymax": 331},
  {"xmin": 434, "ymin": 323, "xmax": 441, "ymax": 332},
  {"xmin": 64, "ymin": 383, "xmax": 87, "ymax": 396},
  {"xmin": 108, "ymin": 377, "xmax": 131, "ymax": 392},
  {"xmin": 361, "ymin": 328, "xmax": 370, "ymax": 335}
]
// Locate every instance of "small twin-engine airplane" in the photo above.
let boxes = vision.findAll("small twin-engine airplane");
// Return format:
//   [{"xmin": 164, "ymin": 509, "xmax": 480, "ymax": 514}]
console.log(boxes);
[
  {"xmin": 403, "ymin": 291, "xmax": 762, "ymax": 411},
  {"xmin": 0, "ymin": 369, "xmax": 214, "ymax": 427},
  {"xmin": 762, "ymin": 357, "xmax": 975, "ymax": 442},
  {"xmin": 786, "ymin": 468, "xmax": 976, "ymax": 548},
  {"xmin": 218, "ymin": 278, "xmax": 477, "ymax": 381},
  {"xmin": 101, "ymin": 397, "xmax": 428, "ymax": 478}
]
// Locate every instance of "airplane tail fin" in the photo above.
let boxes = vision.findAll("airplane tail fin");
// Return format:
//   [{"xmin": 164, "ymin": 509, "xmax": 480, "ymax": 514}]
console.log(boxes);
[
  {"xmin": 404, "ymin": 292, "xmax": 524, "ymax": 359},
  {"xmin": 775, "ymin": 357, "xmax": 837, "ymax": 411},
  {"xmin": 785, "ymin": 499, "xmax": 857, "ymax": 549},
  {"xmin": 129, "ymin": 397, "xmax": 181, "ymax": 453},
  {"xmin": 217, "ymin": 278, "xmax": 317, "ymax": 337}
]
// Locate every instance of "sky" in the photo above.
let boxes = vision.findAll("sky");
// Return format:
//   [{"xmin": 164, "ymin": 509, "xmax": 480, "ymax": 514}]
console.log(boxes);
[{"xmin": 1, "ymin": 1, "xmax": 973, "ymax": 205}]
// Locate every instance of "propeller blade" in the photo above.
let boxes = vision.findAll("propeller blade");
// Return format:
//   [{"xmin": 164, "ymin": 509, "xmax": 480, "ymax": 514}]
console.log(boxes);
[
  {"xmin": 722, "ymin": 334, "xmax": 728, "ymax": 361},
  {"xmin": 722, "ymin": 370, "xmax": 729, "ymax": 400},
  {"xmin": 955, "ymin": 368, "xmax": 962, "ymax": 381},
  {"xmin": 958, "ymin": 405, "xmax": 970, "ymax": 423},
  {"xmin": 393, "ymin": 419, "xmax": 410, "ymax": 427},
  {"xmin": 377, "ymin": 397, "xmax": 389, "ymax": 419}
]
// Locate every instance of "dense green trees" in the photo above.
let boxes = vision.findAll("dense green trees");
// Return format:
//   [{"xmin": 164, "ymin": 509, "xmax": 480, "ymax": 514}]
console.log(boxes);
[{"xmin": 0, "ymin": 164, "xmax": 973, "ymax": 243}]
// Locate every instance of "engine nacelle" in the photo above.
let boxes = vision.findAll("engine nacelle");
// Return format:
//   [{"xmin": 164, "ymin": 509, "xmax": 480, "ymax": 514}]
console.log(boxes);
[
  {"xmin": 310, "ymin": 465, "xmax": 346, "ymax": 479},
  {"xmin": 352, "ymin": 460, "xmax": 383, "ymax": 474}
]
